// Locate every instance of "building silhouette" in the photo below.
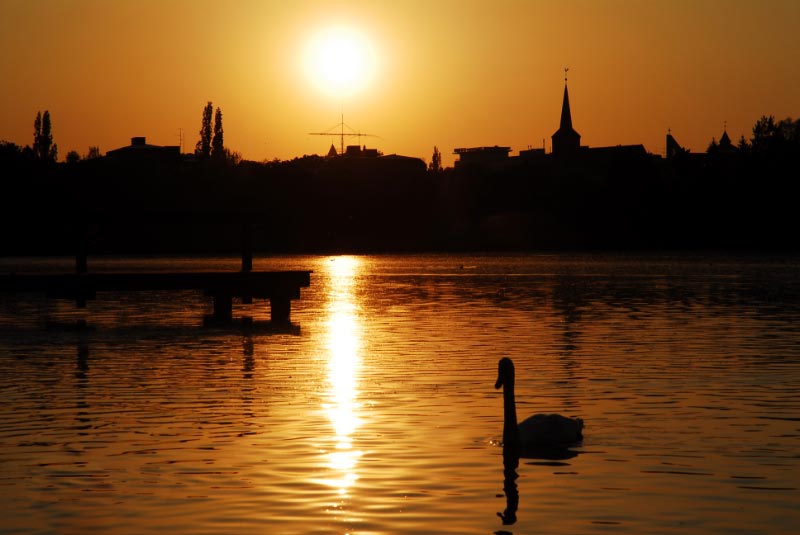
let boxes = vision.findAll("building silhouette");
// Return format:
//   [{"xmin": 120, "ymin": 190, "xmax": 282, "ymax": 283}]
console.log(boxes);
[
  {"xmin": 452, "ymin": 146, "xmax": 511, "ymax": 169},
  {"xmin": 667, "ymin": 125, "xmax": 736, "ymax": 163},
  {"xmin": 666, "ymin": 129, "xmax": 687, "ymax": 159},
  {"xmin": 106, "ymin": 137, "xmax": 181, "ymax": 163},
  {"xmin": 453, "ymin": 74, "xmax": 648, "ymax": 168},
  {"xmin": 716, "ymin": 128, "xmax": 737, "ymax": 156}
]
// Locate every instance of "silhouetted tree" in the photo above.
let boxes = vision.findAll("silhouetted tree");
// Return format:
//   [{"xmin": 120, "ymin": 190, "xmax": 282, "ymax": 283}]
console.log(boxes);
[
  {"xmin": 751, "ymin": 115, "xmax": 778, "ymax": 156},
  {"xmin": 32, "ymin": 110, "xmax": 57, "ymax": 162},
  {"xmin": 41, "ymin": 110, "xmax": 56, "ymax": 161},
  {"xmin": 778, "ymin": 117, "xmax": 800, "ymax": 145},
  {"xmin": 86, "ymin": 146, "xmax": 102, "ymax": 159},
  {"xmin": 751, "ymin": 115, "xmax": 800, "ymax": 160},
  {"xmin": 32, "ymin": 113, "xmax": 42, "ymax": 157},
  {"xmin": 429, "ymin": 145, "xmax": 442, "ymax": 172},
  {"xmin": 65, "ymin": 150, "xmax": 81, "ymax": 164},
  {"xmin": 0, "ymin": 140, "xmax": 26, "ymax": 170},
  {"xmin": 195, "ymin": 101, "xmax": 213, "ymax": 158},
  {"xmin": 224, "ymin": 148, "xmax": 242, "ymax": 165},
  {"xmin": 212, "ymin": 107, "xmax": 224, "ymax": 160},
  {"xmin": 0, "ymin": 140, "xmax": 22, "ymax": 159},
  {"xmin": 737, "ymin": 135, "xmax": 749, "ymax": 151}
]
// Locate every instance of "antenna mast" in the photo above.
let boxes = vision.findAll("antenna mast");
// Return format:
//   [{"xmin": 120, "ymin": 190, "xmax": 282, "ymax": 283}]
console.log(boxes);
[{"xmin": 309, "ymin": 114, "xmax": 377, "ymax": 156}]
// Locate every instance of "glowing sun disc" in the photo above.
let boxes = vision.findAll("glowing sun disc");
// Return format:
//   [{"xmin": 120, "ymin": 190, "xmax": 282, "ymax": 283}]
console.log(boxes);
[{"xmin": 305, "ymin": 27, "xmax": 376, "ymax": 97}]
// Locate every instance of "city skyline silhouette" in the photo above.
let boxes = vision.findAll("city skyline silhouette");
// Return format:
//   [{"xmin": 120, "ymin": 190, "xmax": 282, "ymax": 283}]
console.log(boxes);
[{"xmin": 1, "ymin": 2, "xmax": 798, "ymax": 165}]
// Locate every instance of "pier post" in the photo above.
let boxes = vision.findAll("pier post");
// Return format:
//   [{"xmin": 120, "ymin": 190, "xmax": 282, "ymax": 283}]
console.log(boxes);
[
  {"xmin": 76, "ymin": 253, "xmax": 88, "ymax": 276},
  {"xmin": 75, "ymin": 222, "xmax": 88, "ymax": 308},
  {"xmin": 76, "ymin": 222, "xmax": 88, "ymax": 275},
  {"xmin": 212, "ymin": 294, "xmax": 233, "ymax": 322},
  {"xmin": 241, "ymin": 220, "xmax": 253, "ymax": 305},
  {"xmin": 241, "ymin": 220, "xmax": 253, "ymax": 273},
  {"xmin": 270, "ymin": 296, "xmax": 291, "ymax": 324}
]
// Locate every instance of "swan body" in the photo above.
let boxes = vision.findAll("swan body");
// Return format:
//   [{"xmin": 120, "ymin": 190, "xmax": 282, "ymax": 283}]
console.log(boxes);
[
  {"xmin": 517, "ymin": 413, "xmax": 583, "ymax": 448},
  {"xmin": 495, "ymin": 357, "xmax": 583, "ymax": 450}
]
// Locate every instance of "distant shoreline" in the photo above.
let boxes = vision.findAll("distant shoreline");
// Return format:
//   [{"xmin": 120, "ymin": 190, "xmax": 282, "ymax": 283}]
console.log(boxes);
[{"xmin": 3, "ymin": 119, "xmax": 798, "ymax": 255}]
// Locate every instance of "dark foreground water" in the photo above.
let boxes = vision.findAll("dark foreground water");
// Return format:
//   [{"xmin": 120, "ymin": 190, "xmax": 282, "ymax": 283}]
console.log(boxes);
[{"xmin": 0, "ymin": 254, "xmax": 798, "ymax": 535}]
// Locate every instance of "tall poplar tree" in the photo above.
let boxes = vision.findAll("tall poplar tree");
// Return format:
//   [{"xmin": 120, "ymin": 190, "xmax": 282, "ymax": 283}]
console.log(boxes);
[
  {"xmin": 195, "ymin": 102, "xmax": 213, "ymax": 158},
  {"xmin": 32, "ymin": 112, "xmax": 42, "ymax": 157},
  {"xmin": 32, "ymin": 110, "xmax": 57, "ymax": 162},
  {"xmin": 211, "ymin": 107, "xmax": 224, "ymax": 160},
  {"xmin": 428, "ymin": 146, "xmax": 442, "ymax": 172}
]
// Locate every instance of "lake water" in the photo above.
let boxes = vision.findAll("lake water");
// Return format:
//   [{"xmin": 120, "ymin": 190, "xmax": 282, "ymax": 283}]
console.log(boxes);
[{"xmin": 0, "ymin": 254, "xmax": 798, "ymax": 535}]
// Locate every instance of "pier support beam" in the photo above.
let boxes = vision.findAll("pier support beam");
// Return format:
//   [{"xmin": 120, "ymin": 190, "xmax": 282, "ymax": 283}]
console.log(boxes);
[{"xmin": 270, "ymin": 297, "xmax": 291, "ymax": 324}]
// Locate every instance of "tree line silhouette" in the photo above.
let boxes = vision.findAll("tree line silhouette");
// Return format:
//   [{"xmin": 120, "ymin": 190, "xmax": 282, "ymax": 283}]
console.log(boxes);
[{"xmin": 0, "ymin": 110, "xmax": 798, "ymax": 254}]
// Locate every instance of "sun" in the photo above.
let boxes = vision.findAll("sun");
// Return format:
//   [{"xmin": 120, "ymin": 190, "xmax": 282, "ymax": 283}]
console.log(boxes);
[{"xmin": 304, "ymin": 26, "xmax": 376, "ymax": 98}]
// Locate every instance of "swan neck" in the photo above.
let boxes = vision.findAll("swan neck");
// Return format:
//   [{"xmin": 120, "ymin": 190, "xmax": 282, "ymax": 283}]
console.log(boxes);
[{"xmin": 502, "ymin": 380, "xmax": 518, "ymax": 442}]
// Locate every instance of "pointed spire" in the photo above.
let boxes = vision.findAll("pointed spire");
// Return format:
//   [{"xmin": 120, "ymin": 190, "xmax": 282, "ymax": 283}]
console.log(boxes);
[
  {"xmin": 719, "ymin": 122, "xmax": 732, "ymax": 148},
  {"xmin": 560, "ymin": 83, "xmax": 573, "ymax": 130},
  {"xmin": 666, "ymin": 129, "xmax": 684, "ymax": 159}
]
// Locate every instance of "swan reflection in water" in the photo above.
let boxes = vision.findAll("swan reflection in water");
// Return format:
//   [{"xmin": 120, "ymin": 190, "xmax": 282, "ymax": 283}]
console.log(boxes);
[
  {"xmin": 322, "ymin": 256, "xmax": 364, "ymax": 496},
  {"xmin": 494, "ymin": 357, "xmax": 584, "ymax": 526},
  {"xmin": 498, "ymin": 443, "xmax": 520, "ymax": 526}
]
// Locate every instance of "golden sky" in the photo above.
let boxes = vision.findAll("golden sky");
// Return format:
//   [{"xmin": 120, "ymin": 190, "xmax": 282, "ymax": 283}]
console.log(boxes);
[{"xmin": 1, "ymin": 0, "xmax": 798, "ymax": 165}]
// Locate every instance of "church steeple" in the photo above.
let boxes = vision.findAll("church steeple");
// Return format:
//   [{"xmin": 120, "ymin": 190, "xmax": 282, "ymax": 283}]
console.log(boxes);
[
  {"xmin": 560, "ymin": 82, "xmax": 574, "ymax": 129},
  {"xmin": 551, "ymin": 68, "xmax": 581, "ymax": 157}
]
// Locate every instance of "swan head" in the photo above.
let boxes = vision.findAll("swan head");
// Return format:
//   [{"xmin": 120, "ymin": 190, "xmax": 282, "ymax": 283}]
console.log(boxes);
[{"xmin": 495, "ymin": 357, "xmax": 515, "ymax": 389}]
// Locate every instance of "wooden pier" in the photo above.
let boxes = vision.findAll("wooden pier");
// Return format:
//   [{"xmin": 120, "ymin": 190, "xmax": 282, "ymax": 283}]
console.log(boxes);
[{"xmin": 0, "ymin": 270, "xmax": 312, "ymax": 324}]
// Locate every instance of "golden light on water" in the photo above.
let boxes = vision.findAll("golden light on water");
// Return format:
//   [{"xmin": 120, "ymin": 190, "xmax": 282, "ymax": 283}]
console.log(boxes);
[{"xmin": 322, "ymin": 256, "xmax": 363, "ymax": 496}]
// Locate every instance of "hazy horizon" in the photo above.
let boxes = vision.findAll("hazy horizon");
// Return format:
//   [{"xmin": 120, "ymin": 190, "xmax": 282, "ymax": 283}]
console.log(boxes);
[{"xmin": 2, "ymin": 0, "xmax": 799, "ymax": 165}]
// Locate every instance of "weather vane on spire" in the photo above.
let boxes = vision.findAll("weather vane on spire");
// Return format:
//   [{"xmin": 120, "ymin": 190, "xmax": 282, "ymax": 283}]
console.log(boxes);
[{"xmin": 564, "ymin": 67, "xmax": 569, "ymax": 83}]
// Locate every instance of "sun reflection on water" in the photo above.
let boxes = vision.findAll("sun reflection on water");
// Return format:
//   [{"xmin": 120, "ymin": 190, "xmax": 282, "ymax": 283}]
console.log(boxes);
[{"xmin": 322, "ymin": 256, "xmax": 363, "ymax": 497}]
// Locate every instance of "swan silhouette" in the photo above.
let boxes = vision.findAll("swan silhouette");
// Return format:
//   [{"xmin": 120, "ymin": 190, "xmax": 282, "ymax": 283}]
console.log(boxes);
[{"xmin": 495, "ymin": 357, "xmax": 583, "ymax": 452}]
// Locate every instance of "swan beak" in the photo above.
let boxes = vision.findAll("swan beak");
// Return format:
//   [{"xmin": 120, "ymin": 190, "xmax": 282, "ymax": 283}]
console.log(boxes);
[{"xmin": 494, "ymin": 376, "xmax": 503, "ymax": 389}]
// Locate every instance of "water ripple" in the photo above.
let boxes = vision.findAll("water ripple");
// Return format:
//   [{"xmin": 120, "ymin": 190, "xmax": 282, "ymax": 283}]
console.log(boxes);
[{"xmin": 0, "ymin": 254, "xmax": 798, "ymax": 534}]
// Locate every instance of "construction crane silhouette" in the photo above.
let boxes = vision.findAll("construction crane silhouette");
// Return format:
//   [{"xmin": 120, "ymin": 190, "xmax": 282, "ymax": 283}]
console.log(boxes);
[{"xmin": 309, "ymin": 114, "xmax": 378, "ymax": 156}]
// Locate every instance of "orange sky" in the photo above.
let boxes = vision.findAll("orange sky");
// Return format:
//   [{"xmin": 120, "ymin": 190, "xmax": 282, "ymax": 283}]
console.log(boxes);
[{"xmin": 1, "ymin": 0, "xmax": 798, "ymax": 166}]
